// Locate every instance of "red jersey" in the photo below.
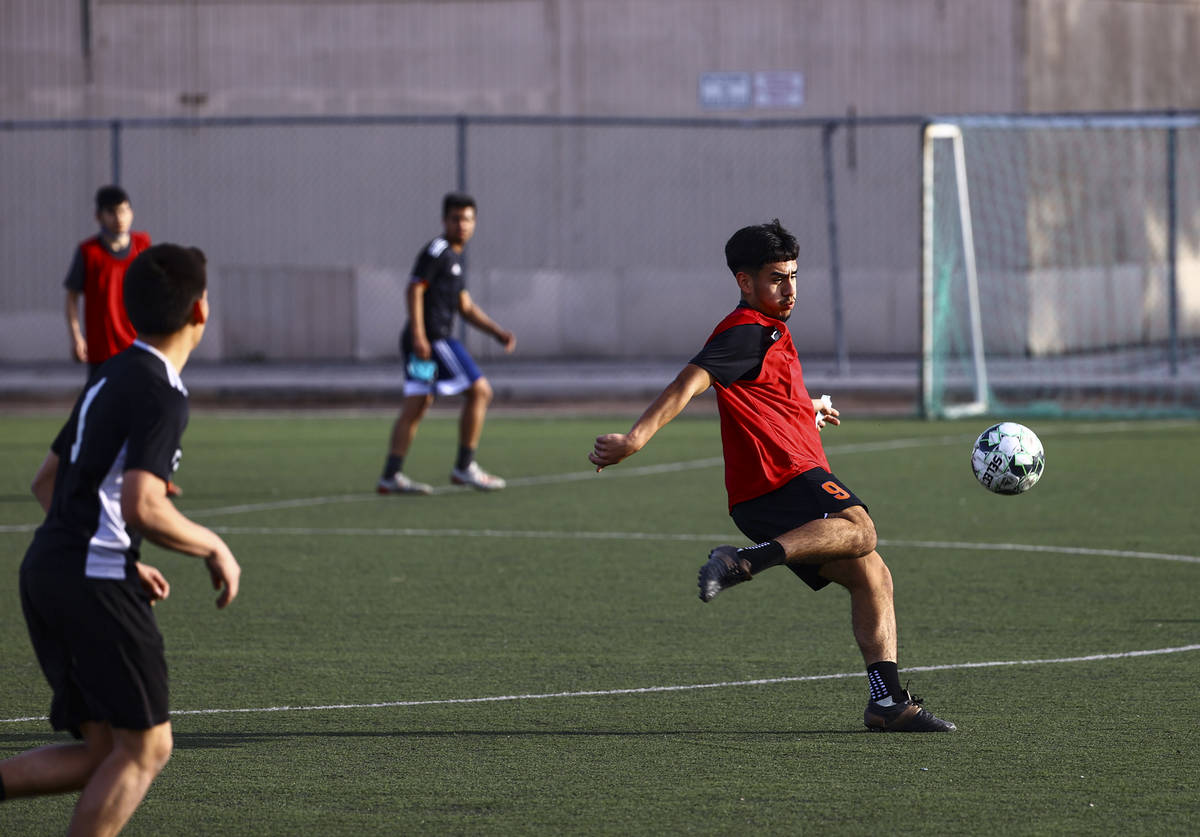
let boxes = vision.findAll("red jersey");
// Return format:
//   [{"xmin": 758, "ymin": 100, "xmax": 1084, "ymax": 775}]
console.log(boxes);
[
  {"xmin": 67, "ymin": 232, "xmax": 152, "ymax": 363},
  {"xmin": 690, "ymin": 304, "xmax": 830, "ymax": 509}
]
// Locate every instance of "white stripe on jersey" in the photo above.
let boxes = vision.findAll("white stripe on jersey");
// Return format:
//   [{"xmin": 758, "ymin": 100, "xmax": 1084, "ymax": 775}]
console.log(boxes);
[
  {"xmin": 86, "ymin": 442, "xmax": 133, "ymax": 579},
  {"xmin": 133, "ymin": 339, "xmax": 188, "ymax": 395},
  {"xmin": 427, "ymin": 237, "xmax": 450, "ymax": 258}
]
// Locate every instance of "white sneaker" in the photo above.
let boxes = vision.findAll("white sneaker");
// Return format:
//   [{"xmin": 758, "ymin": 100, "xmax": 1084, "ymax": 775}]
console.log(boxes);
[
  {"xmin": 450, "ymin": 461, "xmax": 506, "ymax": 491},
  {"xmin": 377, "ymin": 473, "xmax": 433, "ymax": 495}
]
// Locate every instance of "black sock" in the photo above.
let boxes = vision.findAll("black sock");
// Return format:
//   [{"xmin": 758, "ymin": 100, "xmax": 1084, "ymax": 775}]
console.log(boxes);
[
  {"xmin": 738, "ymin": 540, "xmax": 785, "ymax": 574},
  {"xmin": 455, "ymin": 445, "xmax": 475, "ymax": 472},
  {"xmin": 383, "ymin": 454, "xmax": 404, "ymax": 480},
  {"xmin": 867, "ymin": 661, "xmax": 903, "ymax": 702}
]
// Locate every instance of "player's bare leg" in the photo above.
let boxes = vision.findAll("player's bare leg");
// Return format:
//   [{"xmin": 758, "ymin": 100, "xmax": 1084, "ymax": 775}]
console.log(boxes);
[
  {"xmin": 820, "ymin": 555, "xmax": 954, "ymax": 731},
  {"xmin": 68, "ymin": 722, "xmax": 173, "ymax": 837},
  {"xmin": 773, "ymin": 505, "xmax": 878, "ymax": 566},
  {"xmin": 379, "ymin": 394, "xmax": 435, "ymax": 495},
  {"xmin": 452, "ymin": 377, "xmax": 505, "ymax": 490},
  {"xmin": 389, "ymin": 393, "xmax": 433, "ymax": 457},
  {"xmin": 818, "ymin": 550, "xmax": 897, "ymax": 665},
  {"xmin": 458, "ymin": 376, "xmax": 493, "ymax": 451},
  {"xmin": 0, "ymin": 722, "xmax": 114, "ymax": 798},
  {"xmin": 699, "ymin": 506, "xmax": 876, "ymax": 602}
]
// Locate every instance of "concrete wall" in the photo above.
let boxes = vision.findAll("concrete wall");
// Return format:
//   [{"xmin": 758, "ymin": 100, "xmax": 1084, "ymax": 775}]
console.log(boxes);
[
  {"xmin": 3, "ymin": 1, "xmax": 1200, "ymax": 364},
  {"xmin": 8, "ymin": 0, "xmax": 1200, "ymax": 123},
  {"xmin": 1026, "ymin": 0, "xmax": 1200, "ymax": 111},
  {"xmin": 3, "ymin": 0, "xmax": 1024, "ymax": 120}
]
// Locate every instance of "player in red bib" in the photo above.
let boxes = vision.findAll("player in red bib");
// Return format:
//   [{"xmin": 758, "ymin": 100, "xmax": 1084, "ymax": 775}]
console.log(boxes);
[
  {"xmin": 63, "ymin": 186, "xmax": 182, "ymax": 497},
  {"xmin": 589, "ymin": 220, "xmax": 954, "ymax": 733},
  {"xmin": 64, "ymin": 185, "xmax": 152, "ymax": 375}
]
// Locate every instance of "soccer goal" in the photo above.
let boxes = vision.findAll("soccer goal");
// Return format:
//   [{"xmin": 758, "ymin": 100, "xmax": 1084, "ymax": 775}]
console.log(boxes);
[{"xmin": 921, "ymin": 115, "xmax": 1200, "ymax": 419}]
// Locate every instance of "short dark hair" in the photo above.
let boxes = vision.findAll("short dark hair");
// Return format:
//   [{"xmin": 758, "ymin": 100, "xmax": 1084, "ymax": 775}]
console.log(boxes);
[
  {"xmin": 724, "ymin": 219, "xmax": 798, "ymax": 276},
  {"xmin": 123, "ymin": 244, "xmax": 207, "ymax": 336},
  {"xmin": 95, "ymin": 185, "xmax": 131, "ymax": 212},
  {"xmin": 442, "ymin": 191, "xmax": 476, "ymax": 218}
]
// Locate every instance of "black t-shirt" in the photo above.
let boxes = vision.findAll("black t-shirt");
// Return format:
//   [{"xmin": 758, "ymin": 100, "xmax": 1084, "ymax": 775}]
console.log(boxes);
[
  {"xmin": 405, "ymin": 236, "xmax": 465, "ymax": 342},
  {"xmin": 24, "ymin": 342, "xmax": 189, "ymax": 581},
  {"xmin": 689, "ymin": 303, "xmax": 781, "ymax": 386}
]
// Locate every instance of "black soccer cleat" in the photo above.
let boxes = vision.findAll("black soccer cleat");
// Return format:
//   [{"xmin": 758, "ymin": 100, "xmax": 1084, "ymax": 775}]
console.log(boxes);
[
  {"xmin": 698, "ymin": 545, "xmax": 753, "ymax": 602},
  {"xmin": 864, "ymin": 690, "xmax": 957, "ymax": 732}
]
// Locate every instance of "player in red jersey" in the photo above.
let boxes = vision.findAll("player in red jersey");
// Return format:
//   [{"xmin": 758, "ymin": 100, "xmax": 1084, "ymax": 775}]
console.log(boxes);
[
  {"xmin": 63, "ymin": 186, "xmax": 182, "ymax": 497},
  {"xmin": 589, "ymin": 220, "xmax": 955, "ymax": 732},
  {"xmin": 64, "ymin": 186, "xmax": 152, "ymax": 375}
]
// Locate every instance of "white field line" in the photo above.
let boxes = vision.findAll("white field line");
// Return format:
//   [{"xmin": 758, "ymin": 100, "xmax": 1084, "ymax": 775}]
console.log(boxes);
[
  {"xmin": 4, "ymin": 424, "xmax": 1190, "ymax": 526},
  {"xmin": 199, "ymin": 525, "xmax": 1200, "ymax": 565},
  {"xmin": 0, "ymin": 436, "xmax": 932, "ymax": 525},
  {"xmin": 167, "ymin": 422, "xmax": 1200, "ymax": 519},
  {"xmin": 156, "ymin": 435, "xmax": 972, "ymax": 520},
  {"xmin": 3, "ymin": 644, "xmax": 1197, "ymax": 725}
]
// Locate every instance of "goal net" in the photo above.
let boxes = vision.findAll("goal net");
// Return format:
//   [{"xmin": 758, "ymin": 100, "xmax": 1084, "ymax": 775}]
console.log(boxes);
[{"xmin": 921, "ymin": 116, "xmax": 1200, "ymax": 419}]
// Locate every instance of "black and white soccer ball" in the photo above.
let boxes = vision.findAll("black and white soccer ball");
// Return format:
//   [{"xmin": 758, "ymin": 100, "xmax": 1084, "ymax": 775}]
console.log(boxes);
[{"xmin": 971, "ymin": 422, "xmax": 1045, "ymax": 495}]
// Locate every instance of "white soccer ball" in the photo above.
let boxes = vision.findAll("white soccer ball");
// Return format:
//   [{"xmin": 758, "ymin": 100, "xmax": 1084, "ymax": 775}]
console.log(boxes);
[{"xmin": 970, "ymin": 422, "xmax": 1045, "ymax": 495}]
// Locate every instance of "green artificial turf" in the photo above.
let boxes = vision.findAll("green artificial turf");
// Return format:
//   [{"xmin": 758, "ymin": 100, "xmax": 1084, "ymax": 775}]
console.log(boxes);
[{"xmin": 1, "ymin": 410, "xmax": 1197, "ymax": 835}]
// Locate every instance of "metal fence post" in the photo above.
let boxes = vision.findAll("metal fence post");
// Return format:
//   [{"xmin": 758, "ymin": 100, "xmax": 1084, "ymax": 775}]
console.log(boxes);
[
  {"xmin": 821, "ymin": 121, "xmax": 848, "ymax": 375},
  {"xmin": 110, "ymin": 119, "xmax": 122, "ymax": 185},
  {"xmin": 1166, "ymin": 120, "xmax": 1179, "ymax": 377}
]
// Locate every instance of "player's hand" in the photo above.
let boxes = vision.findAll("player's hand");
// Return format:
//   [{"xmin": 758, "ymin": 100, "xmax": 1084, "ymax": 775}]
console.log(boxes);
[
  {"xmin": 813, "ymin": 395, "xmax": 840, "ymax": 429},
  {"xmin": 206, "ymin": 548, "xmax": 241, "ymax": 609},
  {"xmin": 413, "ymin": 336, "xmax": 432, "ymax": 360},
  {"xmin": 497, "ymin": 329, "xmax": 517, "ymax": 353},
  {"xmin": 136, "ymin": 562, "xmax": 170, "ymax": 604},
  {"xmin": 589, "ymin": 433, "xmax": 638, "ymax": 472},
  {"xmin": 71, "ymin": 336, "xmax": 88, "ymax": 363}
]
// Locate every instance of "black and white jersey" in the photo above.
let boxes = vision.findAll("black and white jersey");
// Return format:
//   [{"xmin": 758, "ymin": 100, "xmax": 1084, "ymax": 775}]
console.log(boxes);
[
  {"xmin": 405, "ymin": 236, "xmax": 466, "ymax": 341},
  {"xmin": 25, "ymin": 341, "xmax": 188, "ymax": 581}
]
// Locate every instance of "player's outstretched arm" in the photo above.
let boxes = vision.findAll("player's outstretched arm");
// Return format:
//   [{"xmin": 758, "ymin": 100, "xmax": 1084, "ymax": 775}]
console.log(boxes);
[
  {"xmin": 459, "ymin": 290, "xmax": 516, "ymax": 352},
  {"xmin": 122, "ymin": 469, "xmax": 241, "ymax": 608},
  {"xmin": 589, "ymin": 363, "xmax": 713, "ymax": 471}
]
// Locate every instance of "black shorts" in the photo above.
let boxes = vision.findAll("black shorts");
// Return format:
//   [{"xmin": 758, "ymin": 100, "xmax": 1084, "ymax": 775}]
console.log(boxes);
[
  {"xmin": 19, "ymin": 563, "xmax": 169, "ymax": 736},
  {"xmin": 729, "ymin": 468, "xmax": 867, "ymax": 592}
]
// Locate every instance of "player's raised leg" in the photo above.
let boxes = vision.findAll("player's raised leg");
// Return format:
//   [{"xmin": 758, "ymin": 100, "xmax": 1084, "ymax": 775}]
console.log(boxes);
[{"xmin": 699, "ymin": 505, "xmax": 877, "ymax": 602}]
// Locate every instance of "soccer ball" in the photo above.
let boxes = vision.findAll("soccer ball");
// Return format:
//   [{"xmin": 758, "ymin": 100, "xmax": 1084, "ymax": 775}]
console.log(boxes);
[{"xmin": 971, "ymin": 422, "xmax": 1045, "ymax": 495}]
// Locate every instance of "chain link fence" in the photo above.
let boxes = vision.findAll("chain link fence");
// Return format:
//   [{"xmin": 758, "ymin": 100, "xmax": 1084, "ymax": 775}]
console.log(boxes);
[{"xmin": 1, "ymin": 114, "xmax": 929, "ymax": 367}]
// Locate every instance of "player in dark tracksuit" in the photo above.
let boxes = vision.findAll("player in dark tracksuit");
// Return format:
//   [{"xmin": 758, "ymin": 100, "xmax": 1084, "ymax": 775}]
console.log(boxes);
[{"xmin": 589, "ymin": 219, "xmax": 955, "ymax": 733}]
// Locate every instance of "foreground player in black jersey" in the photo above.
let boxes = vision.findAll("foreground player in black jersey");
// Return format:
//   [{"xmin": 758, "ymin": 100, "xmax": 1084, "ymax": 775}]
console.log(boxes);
[{"xmin": 0, "ymin": 244, "xmax": 241, "ymax": 834}]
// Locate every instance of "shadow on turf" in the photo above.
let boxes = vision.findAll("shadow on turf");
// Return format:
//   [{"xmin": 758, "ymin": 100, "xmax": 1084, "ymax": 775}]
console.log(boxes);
[
  {"xmin": 2, "ymin": 725, "xmax": 879, "ymax": 753},
  {"xmin": 164, "ymin": 729, "xmax": 870, "ymax": 748}
]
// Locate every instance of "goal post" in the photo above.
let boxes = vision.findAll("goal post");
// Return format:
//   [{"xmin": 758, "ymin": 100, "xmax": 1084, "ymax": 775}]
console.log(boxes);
[
  {"xmin": 922, "ymin": 123, "xmax": 989, "ymax": 418},
  {"xmin": 920, "ymin": 114, "xmax": 1200, "ymax": 419}
]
